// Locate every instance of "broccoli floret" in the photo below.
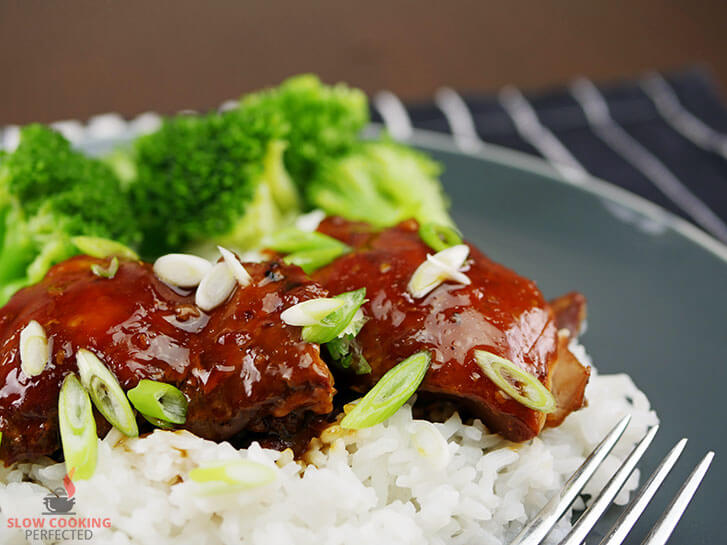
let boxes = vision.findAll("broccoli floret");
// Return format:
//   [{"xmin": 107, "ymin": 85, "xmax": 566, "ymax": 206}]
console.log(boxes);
[
  {"xmin": 240, "ymin": 74, "xmax": 369, "ymax": 186},
  {"xmin": 305, "ymin": 139, "xmax": 454, "ymax": 228},
  {"xmin": 186, "ymin": 140, "xmax": 302, "ymax": 258},
  {"xmin": 0, "ymin": 125, "xmax": 140, "ymax": 304},
  {"xmin": 129, "ymin": 75, "xmax": 450, "ymax": 256},
  {"xmin": 131, "ymin": 75, "xmax": 367, "ymax": 256},
  {"xmin": 130, "ymin": 106, "xmax": 296, "ymax": 256},
  {"xmin": 102, "ymin": 146, "xmax": 137, "ymax": 189}
]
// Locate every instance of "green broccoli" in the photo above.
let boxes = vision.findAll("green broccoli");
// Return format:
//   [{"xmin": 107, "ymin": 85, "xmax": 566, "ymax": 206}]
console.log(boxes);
[
  {"xmin": 240, "ymin": 74, "xmax": 369, "ymax": 187},
  {"xmin": 130, "ymin": 75, "xmax": 368, "ymax": 256},
  {"xmin": 305, "ymin": 139, "xmax": 454, "ymax": 228},
  {"xmin": 130, "ymin": 107, "xmax": 295, "ymax": 256},
  {"xmin": 186, "ymin": 140, "xmax": 302, "ymax": 258},
  {"xmin": 0, "ymin": 125, "xmax": 140, "ymax": 304},
  {"xmin": 129, "ymin": 75, "xmax": 452, "ymax": 257}
]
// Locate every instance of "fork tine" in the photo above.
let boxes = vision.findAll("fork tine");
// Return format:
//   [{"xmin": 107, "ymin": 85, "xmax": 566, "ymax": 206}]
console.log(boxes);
[
  {"xmin": 640, "ymin": 451, "xmax": 715, "ymax": 545},
  {"xmin": 559, "ymin": 424, "xmax": 659, "ymax": 545},
  {"xmin": 598, "ymin": 438, "xmax": 688, "ymax": 545},
  {"xmin": 510, "ymin": 414, "xmax": 631, "ymax": 545}
]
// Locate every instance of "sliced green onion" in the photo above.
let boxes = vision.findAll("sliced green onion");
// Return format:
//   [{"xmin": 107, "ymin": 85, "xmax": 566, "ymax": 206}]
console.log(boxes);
[
  {"xmin": 195, "ymin": 261, "xmax": 237, "ymax": 311},
  {"xmin": 283, "ymin": 246, "xmax": 349, "ymax": 274},
  {"xmin": 19, "ymin": 320, "xmax": 49, "ymax": 378},
  {"xmin": 217, "ymin": 246, "xmax": 252, "ymax": 286},
  {"xmin": 71, "ymin": 236, "xmax": 139, "ymax": 260},
  {"xmin": 302, "ymin": 288, "xmax": 366, "ymax": 344},
  {"xmin": 419, "ymin": 223, "xmax": 463, "ymax": 252},
  {"xmin": 281, "ymin": 298, "xmax": 345, "ymax": 326},
  {"xmin": 326, "ymin": 335, "xmax": 372, "ymax": 375},
  {"xmin": 266, "ymin": 228, "xmax": 345, "ymax": 253},
  {"xmin": 142, "ymin": 413, "xmax": 175, "ymax": 430},
  {"xmin": 91, "ymin": 256, "xmax": 119, "ymax": 279},
  {"xmin": 408, "ymin": 244, "xmax": 470, "ymax": 299},
  {"xmin": 294, "ymin": 209, "xmax": 326, "ymax": 232},
  {"xmin": 340, "ymin": 350, "xmax": 431, "ymax": 430},
  {"xmin": 127, "ymin": 379, "xmax": 188, "ymax": 425},
  {"xmin": 189, "ymin": 459, "xmax": 277, "ymax": 495},
  {"xmin": 324, "ymin": 308, "xmax": 371, "ymax": 374},
  {"xmin": 267, "ymin": 227, "xmax": 350, "ymax": 274},
  {"xmin": 153, "ymin": 253, "xmax": 212, "ymax": 288},
  {"xmin": 76, "ymin": 349, "xmax": 139, "ymax": 437},
  {"xmin": 473, "ymin": 349, "xmax": 556, "ymax": 413},
  {"xmin": 58, "ymin": 373, "xmax": 97, "ymax": 480},
  {"xmin": 340, "ymin": 308, "xmax": 366, "ymax": 337}
]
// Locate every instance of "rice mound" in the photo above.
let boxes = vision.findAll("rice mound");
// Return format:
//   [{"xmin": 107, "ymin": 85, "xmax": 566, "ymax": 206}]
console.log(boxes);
[{"xmin": 0, "ymin": 353, "xmax": 657, "ymax": 545}]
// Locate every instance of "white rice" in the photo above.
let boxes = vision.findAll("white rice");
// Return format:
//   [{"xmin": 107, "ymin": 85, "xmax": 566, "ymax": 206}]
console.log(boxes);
[{"xmin": 0, "ymin": 345, "xmax": 658, "ymax": 545}]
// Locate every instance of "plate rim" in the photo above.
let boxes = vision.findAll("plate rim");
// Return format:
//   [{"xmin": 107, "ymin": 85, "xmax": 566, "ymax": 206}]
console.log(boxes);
[{"xmin": 399, "ymin": 126, "xmax": 727, "ymax": 264}]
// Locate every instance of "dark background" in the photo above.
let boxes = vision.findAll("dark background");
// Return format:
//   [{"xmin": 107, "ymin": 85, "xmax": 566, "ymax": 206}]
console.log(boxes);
[{"xmin": 1, "ymin": 1, "xmax": 727, "ymax": 124}]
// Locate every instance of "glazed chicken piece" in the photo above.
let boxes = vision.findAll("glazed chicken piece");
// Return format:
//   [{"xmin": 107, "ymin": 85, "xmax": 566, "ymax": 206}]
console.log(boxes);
[
  {"xmin": 0, "ymin": 255, "xmax": 334, "ymax": 464},
  {"xmin": 546, "ymin": 292, "xmax": 590, "ymax": 427},
  {"xmin": 313, "ymin": 217, "xmax": 590, "ymax": 441}
]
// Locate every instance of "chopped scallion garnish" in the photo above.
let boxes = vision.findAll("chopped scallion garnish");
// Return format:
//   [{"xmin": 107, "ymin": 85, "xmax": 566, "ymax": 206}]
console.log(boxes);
[
  {"xmin": 283, "ymin": 246, "xmax": 349, "ymax": 274},
  {"xmin": 339, "ymin": 308, "xmax": 366, "ymax": 337},
  {"xmin": 408, "ymin": 244, "xmax": 471, "ymax": 298},
  {"xmin": 91, "ymin": 256, "xmax": 119, "ymax": 279},
  {"xmin": 266, "ymin": 228, "xmax": 344, "ymax": 253},
  {"xmin": 71, "ymin": 236, "xmax": 139, "ymax": 260},
  {"xmin": 188, "ymin": 459, "xmax": 277, "ymax": 495},
  {"xmin": 473, "ymin": 349, "xmax": 556, "ymax": 413},
  {"xmin": 302, "ymin": 288, "xmax": 366, "ymax": 344},
  {"xmin": 419, "ymin": 222, "xmax": 462, "ymax": 252},
  {"xmin": 141, "ymin": 414, "xmax": 176, "ymax": 430},
  {"xmin": 195, "ymin": 261, "xmax": 237, "ymax": 311},
  {"xmin": 217, "ymin": 246, "xmax": 252, "ymax": 286},
  {"xmin": 76, "ymin": 349, "xmax": 139, "ymax": 437},
  {"xmin": 294, "ymin": 209, "xmax": 326, "ymax": 232},
  {"xmin": 267, "ymin": 227, "xmax": 350, "ymax": 273},
  {"xmin": 340, "ymin": 350, "xmax": 431, "ymax": 429},
  {"xmin": 19, "ymin": 320, "xmax": 49, "ymax": 378},
  {"xmin": 325, "ymin": 308, "xmax": 371, "ymax": 374},
  {"xmin": 153, "ymin": 253, "xmax": 212, "ymax": 288},
  {"xmin": 326, "ymin": 335, "xmax": 372, "ymax": 375},
  {"xmin": 58, "ymin": 373, "xmax": 97, "ymax": 480},
  {"xmin": 281, "ymin": 298, "xmax": 346, "ymax": 326},
  {"xmin": 127, "ymin": 379, "xmax": 188, "ymax": 425}
]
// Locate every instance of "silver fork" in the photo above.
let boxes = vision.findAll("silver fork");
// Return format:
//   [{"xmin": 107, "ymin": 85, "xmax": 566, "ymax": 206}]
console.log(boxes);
[{"xmin": 510, "ymin": 415, "xmax": 714, "ymax": 545}]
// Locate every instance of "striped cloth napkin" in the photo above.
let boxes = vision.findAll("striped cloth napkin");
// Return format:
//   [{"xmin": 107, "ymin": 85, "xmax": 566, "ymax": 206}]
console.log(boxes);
[{"xmin": 371, "ymin": 68, "xmax": 727, "ymax": 245}]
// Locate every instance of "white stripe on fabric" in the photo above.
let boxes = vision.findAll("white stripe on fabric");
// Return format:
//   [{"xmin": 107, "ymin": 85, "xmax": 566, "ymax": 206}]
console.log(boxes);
[
  {"xmin": 498, "ymin": 85, "xmax": 590, "ymax": 184},
  {"xmin": 373, "ymin": 90, "xmax": 413, "ymax": 141},
  {"xmin": 641, "ymin": 73, "xmax": 727, "ymax": 160},
  {"xmin": 434, "ymin": 87, "xmax": 486, "ymax": 152},
  {"xmin": 570, "ymin": 77, "xmax": 727, "ymax": 243}
]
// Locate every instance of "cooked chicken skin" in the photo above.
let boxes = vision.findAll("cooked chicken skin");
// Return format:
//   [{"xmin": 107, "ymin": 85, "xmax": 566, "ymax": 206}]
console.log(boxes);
[
  {"xmin": 0, "ymin": 255, "xmax": 334, "ymax": 464},
  {"xmin": 313, "ymin": 217, "xmax": 590, "ymax": 441}
]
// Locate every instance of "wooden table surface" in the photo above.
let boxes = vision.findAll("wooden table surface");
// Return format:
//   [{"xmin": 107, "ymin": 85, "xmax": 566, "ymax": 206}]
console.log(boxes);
[{"xmin": 1, "ymin": 0, "xmax": 726, "ymax": 124}]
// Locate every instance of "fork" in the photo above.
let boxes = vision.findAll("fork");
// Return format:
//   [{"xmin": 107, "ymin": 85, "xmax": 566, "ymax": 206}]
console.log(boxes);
[{"xmin": 510, "ymin": 415, "xmax": 714, "ymax": 545}]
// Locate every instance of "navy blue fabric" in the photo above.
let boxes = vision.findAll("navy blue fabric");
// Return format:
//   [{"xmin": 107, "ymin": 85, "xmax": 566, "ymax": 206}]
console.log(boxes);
[{"xmin": 391, "ymin": 68, "xmax": 727, "ymax": 232}]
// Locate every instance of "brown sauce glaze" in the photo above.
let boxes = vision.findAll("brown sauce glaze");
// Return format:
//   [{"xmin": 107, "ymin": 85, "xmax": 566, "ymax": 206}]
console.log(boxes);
[
  {"xmin": 0, "ymin": 255, "xmax": 334, "ymax": 464},
  {"xmin": 314, "ymin": 217, "xmax": 589, "ymax": 441}
]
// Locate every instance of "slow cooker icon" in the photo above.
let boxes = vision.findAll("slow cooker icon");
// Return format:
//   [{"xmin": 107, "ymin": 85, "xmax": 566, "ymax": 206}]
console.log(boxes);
[{"xmin": 42, "ymin": 487, "xmax": 76, "ymax": 515}]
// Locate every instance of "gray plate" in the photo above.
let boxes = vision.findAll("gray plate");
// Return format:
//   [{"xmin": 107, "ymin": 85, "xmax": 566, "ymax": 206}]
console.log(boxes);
[
  {"xmin": 408, "ymin": 129, "xmax": 724, "ymax": 545},
  {"xmin": 6, "ymin": 118, "xmax": 721, "ymax": 543}
]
